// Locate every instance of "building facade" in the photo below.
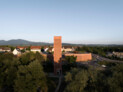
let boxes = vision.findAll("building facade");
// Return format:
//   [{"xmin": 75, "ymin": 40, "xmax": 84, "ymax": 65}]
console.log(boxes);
[
  {"xmin": 30, "ymin": 46, "xmax": 41, "ymax": 52},
  {"xmin": 13, "ymin": 48, "xmax": 21, "ymax": 56},
  {"xmin": 65, "ymin": 53, "xmax": 92, "ymax": 62}
]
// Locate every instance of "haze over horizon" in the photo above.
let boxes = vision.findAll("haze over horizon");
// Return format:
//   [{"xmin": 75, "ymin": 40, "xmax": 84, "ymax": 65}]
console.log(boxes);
[{"xmin": 0, "ymin": 0, "xmax": 123, "ymax": 44}]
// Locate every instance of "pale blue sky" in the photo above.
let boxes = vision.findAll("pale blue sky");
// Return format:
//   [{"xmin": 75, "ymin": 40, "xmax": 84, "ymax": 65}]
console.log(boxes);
[{"xmin": 0, "ymin": 0, "xmax": 123, "ymax": 44}]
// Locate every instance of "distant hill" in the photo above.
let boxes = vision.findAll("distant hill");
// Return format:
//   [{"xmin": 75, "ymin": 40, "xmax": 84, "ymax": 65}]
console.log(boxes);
[
  {"xmin": 0, "ymin": 39, "xmax": 77, "ymax": 46},
  {"xmin": 0, "ymin": 39, "xmax": 51, "ymax": 46},
  {"xmin": 0, "ymin": 39, "xmax": 123, "ymax": 46}
]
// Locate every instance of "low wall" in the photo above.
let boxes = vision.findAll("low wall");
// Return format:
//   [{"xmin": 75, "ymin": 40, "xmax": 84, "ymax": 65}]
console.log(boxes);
[{"xmin": 65, "ymin": 53, "xmax": 92, "ymax": 62}]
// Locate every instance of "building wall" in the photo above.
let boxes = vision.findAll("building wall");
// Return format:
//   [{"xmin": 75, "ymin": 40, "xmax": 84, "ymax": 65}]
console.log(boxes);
[
  {"xmin": 0, "ymin": 49, "xmax": 2, "ymax": 52},
  {"xmin": 54, "ymin": 36, "xmax": 62, "ymax": 63},
  {"xmin": 63, "ymin": 48, "xmax": 73, "ymax": 52},
  {"xmin": 65, "ymin": 53, "xmax": 92, "ymax": 62},
  {"xmin": 13, "ymin": 49, "xmax": 21, "ymax": 56},
  {"xmin": 54, "ymin": 36, "xmax": 62, "ymax": 75},
  {"xmin": 31, "ymin": 49, "xmax": 41, "ymax": 52}
]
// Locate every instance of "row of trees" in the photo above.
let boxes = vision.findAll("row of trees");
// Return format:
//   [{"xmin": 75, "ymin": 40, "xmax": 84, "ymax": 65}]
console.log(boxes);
[
  {"xmin": 76, "ymin": 46, "xmax": 123, "ymax": 53},
  {"xmin": 62, "ymin": 56, "xmax": 77, "ymax": 74},
  {"xmin": 0, "ymin": 52, "xmax": 50, "ymax": 92},
  {"xmin": 64, "ymin": 63, "xmax": 123, "ymax": 92}
]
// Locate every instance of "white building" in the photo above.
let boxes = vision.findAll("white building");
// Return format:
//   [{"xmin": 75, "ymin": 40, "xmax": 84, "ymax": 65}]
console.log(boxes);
[
  {"xmin": 62, "ymin": 46, "xmax": 75, "ymax": 52},
  {"xmin": 30, "ymin": 46, "xmax": 41, "ymax": 52},
  {"xmin": 44, "ymin": 47, "xmax": 49, "ymax": 52},
  {"xmin": 13, "ymin": 49, "xmax": 21, "ymax": 55},
  {"xmin": 0, "ymin": 47, "xmax": 11, "ymax": 52},
  {"xmin": 0, "ymin": 48, "xmax": 2, "ymax": 52}
]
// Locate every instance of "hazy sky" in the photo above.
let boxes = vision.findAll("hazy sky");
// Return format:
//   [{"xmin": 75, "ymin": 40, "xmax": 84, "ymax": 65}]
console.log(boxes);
[{"xmin": 0, "ymin": 0, "xmax": 123, "ymax": 44}]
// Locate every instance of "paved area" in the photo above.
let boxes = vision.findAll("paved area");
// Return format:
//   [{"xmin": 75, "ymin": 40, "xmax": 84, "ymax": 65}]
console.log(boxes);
[{"xmin": 92, "ymin": 54, "xmax": 123, "ymax": 63}]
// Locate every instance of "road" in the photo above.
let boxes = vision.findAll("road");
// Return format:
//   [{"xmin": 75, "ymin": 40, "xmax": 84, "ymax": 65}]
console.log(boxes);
[{"xmin": 92, "ymin": 54, "xmax": 123, "ymax": 63}]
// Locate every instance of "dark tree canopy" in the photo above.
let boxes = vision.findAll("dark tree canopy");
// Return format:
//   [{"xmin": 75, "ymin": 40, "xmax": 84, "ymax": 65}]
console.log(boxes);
[
  {"xmin": 65, "ymin": 56, "xmax": 77, "ymax": 64},
  {"xmin": 14, "ymin": 60, "xmax": 48, "ymax": 92},
  {"xmin": 0, "ymin": 52, "xmax": 48, "ymax": 92},
  {"xmin": 64, "ymin": 64, "xmax": 123, "ymax": 92}
]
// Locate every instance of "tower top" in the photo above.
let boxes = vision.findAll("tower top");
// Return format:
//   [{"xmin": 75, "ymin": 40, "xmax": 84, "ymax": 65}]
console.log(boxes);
[{"xmin": 54, "ymin": 36, "xmax": 62, "ymax": 39}]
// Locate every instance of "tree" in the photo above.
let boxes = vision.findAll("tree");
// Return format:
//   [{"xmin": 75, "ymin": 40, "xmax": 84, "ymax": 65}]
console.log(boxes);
[
  {"xmin": 65, "ymin": 56, "xmax": 77, "ymax": 64},
  {"xmin": 64, "ymin": 67, "xmax": 108, "ymax": 92},
  {"xmin": 64, "ymin": 63, "xmax": 123, "ymax": 92},
  {"xmin": 0, "ymin": 53, "xmax": 19, "ymax": 92},
  {"xmin": 108, "ymin": 71, "xmax": 123, "ymax": 92},
  {"xmin": 21, "ymin": 49, "xmax": 26, "ymax": 53},
  {"xmin": 14, "ymin": 60, "xmax": 48, "ymax": 92},
  {"xmin": 35, "ymin": 52, "xmax": 45, "ymax": 62},
  {"xmin": 19, "ymin": 52, "xmax": 36, "ymax": 65},
  {"xmin": 64, "ymin": 68, "xmax": 89, "ymax": 92},
  {"xmin": 108, "ymin": 64, "xmax": 123, "ymax": 92},
  {"xmin": 19, "ymin": 52, "xmax": 45, "ymax": 65},
  {"xmin": 26, "ymin": 47, "xmax": 30, "ymax": 51}
]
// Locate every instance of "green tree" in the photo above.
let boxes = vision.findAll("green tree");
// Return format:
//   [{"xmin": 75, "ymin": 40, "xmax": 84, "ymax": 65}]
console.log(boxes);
[
  {"xmin": 0, "ymin": 53, "xmax": 19, "ymax": 92},
  {"xmin": 21, "ymin": 49, "xmax": 26, "ymax": 53},
  {"xmin": 108, "ymin": 64, "xmax": 123, "ymax": 92},
  {"xmin": 64, "ymin": 64, "xmax": 123, "ymax": 92},
  {"xmin": 65, "ymin": 56, "xmax": 77, "ymax": 64},
  {"xmin": 19, "ymin": 52, "xmax": 36, "ymax": 65},
  {"xmin": 14, "ymin": 60, "xmax": 48, "ymax": 92},
  {"xmin": 26, "ymin": 47, "xmax": 30, "ymax": 51},
  {"xmin": 64, "ymin": 68, "xmax": 89, "ymax": 92},
  {"xmin": 35, "ymin": 52, "xmax": 45, "ymax": 62},
  {"xmin": 108, "ymin": 72, "xmax": 123, "ymax": 92},
  {"xmin": 64, "ymin": 67, "xmax": 106, "ymax": 92}
]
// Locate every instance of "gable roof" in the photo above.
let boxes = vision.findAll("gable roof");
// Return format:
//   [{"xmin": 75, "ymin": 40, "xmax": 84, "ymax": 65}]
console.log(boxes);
[
  {"xmin": 0, "ymin": 47, "xmax": 11, "ymax": 50},
  {"xmin": 63, "ymin": 46, "xmax": 73, "ymax": 49},
  {"xmin": 30, "ymin": 46, "xmax": 41, "ymax": 49},
  {"xmin": 17, "ymin": 46, "xmax": 28, "ymax": 49}
]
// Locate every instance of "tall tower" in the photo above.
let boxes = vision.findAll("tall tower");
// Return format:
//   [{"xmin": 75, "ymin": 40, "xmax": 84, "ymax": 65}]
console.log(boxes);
[{"xmin": 54, "ymin": 36, "xmax": 62, "ymax": 75}]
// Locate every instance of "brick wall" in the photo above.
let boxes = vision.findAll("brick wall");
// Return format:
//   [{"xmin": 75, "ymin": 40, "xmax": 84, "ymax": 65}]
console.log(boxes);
[
  {"xmin": 54, "ymin": 36, "xmax": 62, "ymax": 75},
  {"xmin": 65, "ymin": 53, "xmax": 92, "ymax": 62}
]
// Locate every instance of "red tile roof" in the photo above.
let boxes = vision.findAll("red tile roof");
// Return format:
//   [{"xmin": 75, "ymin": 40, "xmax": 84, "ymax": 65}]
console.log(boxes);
[
  {"xmin": 30, "ymin": 46, "xmax": 41, "ymax": 49},
  {"xmin": 0, "ymin": 47, "xmax": 11, "ymax": 50}
]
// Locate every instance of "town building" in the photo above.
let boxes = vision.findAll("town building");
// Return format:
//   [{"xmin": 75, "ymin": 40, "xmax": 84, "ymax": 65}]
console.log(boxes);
[
  {"xmin": 44, "ymin": 46, "xmax": 49, "ymax": 52},
  {"xmin": 30, "ymin": 46, "xmax": 41, "ymax": 52},
  {"xmin": 0, "ymin": 48, "xmax": 2, "ymax": 52},
  {"xmin": 62, "ymin": 46, "xmax": 75, "ymax": 52},
  {"xmin": 0, "ymin": 47, "xmax": 11, "ymax": 52},
  {"xmin": 16, "ymin": 46, "xmax": 28, "ymax": 50},
  {"xmin": 113, "ymin": 52, "xmax": 123, "ymax": 58},
  {"xmin": 48, "ymin": 47, "xmax": 54, "ymax": 52},
  {"xmin": 13, "ymin": 48, "xmax": 21, "ymax": 56}
]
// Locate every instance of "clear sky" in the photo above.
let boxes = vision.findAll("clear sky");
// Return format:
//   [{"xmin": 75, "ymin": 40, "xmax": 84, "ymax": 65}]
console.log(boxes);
[{"xmin": 0, "ymin": 0, "xmax": 123, "ymax": 44}]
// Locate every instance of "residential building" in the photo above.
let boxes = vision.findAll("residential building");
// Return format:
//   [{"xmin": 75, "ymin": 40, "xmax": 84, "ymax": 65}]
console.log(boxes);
[
  {"xmin": 62, "ymin": 46, "xmax": 75, "ymax": 52},
  {"xmin": 48, "ymin": 47, "xmax": 54, "ymax": 52},
  {"xmin": 13, "ymin": 48, "xmax": 21, "ymax": 56},
  {"xmin": 0, "ymin": 48, "xmax": 2, "ymax": 52},
  {"xmin": 113, "ymin": 52, "xmax": 123, "ymax": 58},
  {"xmin": 30, "ymin": 46, "xmax": 41, "ymax": 52},
  {"xmin": 16, "ymin": 46, "xmax": 28, "ymax": 50},
  {"xmin": 0, "ymin": 47, "xmax": 11, "ymax": 52},
  {"xmin": 44, "ymin": 46, "xmax": 49, "ymax": 52}
]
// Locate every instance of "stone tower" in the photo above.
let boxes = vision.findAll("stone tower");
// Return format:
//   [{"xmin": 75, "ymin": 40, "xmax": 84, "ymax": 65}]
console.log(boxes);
[{"xmin": 54, "ymin": 36, "xmax": 62, "ymax": 75}]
